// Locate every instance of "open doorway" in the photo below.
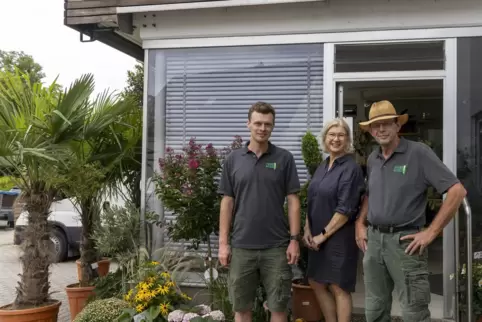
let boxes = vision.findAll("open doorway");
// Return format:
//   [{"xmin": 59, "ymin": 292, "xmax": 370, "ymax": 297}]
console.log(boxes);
[{"xmin": 337, "ymin": 79, "xmax": 445, "ymax": 319}]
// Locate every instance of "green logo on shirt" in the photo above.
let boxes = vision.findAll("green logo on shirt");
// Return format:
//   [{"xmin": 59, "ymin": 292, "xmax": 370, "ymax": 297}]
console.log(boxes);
[
  {"xmin": 265, "ymin": 162, "xmax": 277, "ymax": 170},
  {"xmin": 393, "ymin": 165, "xmax": 407, "ymax": 175}
]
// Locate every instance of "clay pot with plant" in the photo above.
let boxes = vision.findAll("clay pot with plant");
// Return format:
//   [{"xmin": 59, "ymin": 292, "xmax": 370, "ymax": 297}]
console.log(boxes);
[
  {"xmin": 0, "ymin": 72, "xmax": 102, "ymax": 321},
  {"xmin": 290, "ymin": 131, "xmax": 324, "ymax": 322},
  {"xmin": 59, "ymin": 91, "xmax": 141, "ymax": 320}
]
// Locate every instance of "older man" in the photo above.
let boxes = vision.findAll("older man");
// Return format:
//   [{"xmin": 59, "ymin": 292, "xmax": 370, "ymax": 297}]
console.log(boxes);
[{"xmin": 355, "ymin": 100, "xmax": 466, "ymax": 322}]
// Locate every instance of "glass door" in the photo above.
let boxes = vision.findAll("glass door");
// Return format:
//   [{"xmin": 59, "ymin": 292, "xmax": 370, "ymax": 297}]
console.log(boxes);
[
  {"xmin": 328, "ymin": 39, "xmax": 460, "ymax": 320},
  {"xmin": 337, "ymin": 79, "xmax": 446, "ymax": 319},
  {"xmin": 456, "ymin": 36, "xmax": 482, "ymax": 322}
]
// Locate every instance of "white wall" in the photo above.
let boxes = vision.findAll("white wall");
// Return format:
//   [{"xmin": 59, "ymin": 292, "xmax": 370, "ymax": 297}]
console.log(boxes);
[{"xmin": 135, "ymin": 0, "xmax": 482, "ymax": 41}]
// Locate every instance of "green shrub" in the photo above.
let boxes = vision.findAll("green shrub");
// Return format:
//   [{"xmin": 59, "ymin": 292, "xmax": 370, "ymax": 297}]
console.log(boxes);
[{"xmin": 73, "ymin": 298, "xmax": 130, "ymax": 322}]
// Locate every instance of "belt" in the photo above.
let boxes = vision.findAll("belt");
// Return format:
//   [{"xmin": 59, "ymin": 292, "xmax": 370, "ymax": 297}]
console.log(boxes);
[{"xmin": 368, "ymin": 224, "xmax": 420, "ymax": 233}]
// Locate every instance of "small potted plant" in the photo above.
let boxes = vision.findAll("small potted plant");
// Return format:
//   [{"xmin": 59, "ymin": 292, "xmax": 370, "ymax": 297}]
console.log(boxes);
[
  {"xmin": 291, "ymin": 131, "xmax": 323, "ymax": 322},
  {"xmin": 73, "ymin": 298, "xmax": 130, "ymax": 322}
]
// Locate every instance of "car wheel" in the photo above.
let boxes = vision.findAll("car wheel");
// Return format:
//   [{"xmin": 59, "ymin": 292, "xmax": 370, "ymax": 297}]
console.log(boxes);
[{"xmin": 50, "ymin": 228, "xmax": 68, "ymax": 263}]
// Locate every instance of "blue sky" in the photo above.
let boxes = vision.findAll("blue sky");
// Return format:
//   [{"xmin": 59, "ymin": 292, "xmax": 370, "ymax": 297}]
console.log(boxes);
[{"xmin": 0, "ymin": 0, "xmax": 137, "ymax": 94}]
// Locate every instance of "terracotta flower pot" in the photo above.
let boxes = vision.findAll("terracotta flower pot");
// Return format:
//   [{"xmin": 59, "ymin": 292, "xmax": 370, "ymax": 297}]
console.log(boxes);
[
  {"xmin": 65, "ymin": 283, "xmax": 95, "ymax": 321},
  {"xmin": 0, "ymin": 300, "xmax": 61, "ymax": 322},
  {"xmin": 75, "ymin": 258, "xmax": 110, "ymax": 281},
  {"xmin": 291, "ymin": 283, "xmax": 323, "ymax": 322}
]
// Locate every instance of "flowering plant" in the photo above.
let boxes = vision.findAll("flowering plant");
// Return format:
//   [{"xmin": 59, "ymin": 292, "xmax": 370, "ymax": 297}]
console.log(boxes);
[
  {"xmin": 154, "ymin": 136, "xmax": 243, "ymax": 250},
  {"xmin": 457, "ymin": 261, "xmax": 482, "ymax": 318},
  {"xmin": 167, "ymin": 307, "xmax": 225, "ymax": 322},
  {"xmin": 119, "ymin": 261, "xmax": 192, "ymax": 321}
]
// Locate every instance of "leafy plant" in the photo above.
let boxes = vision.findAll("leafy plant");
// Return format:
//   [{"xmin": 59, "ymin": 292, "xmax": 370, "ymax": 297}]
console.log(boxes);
[
  {"xmin": 89, "ymin": 270, "xmax": 125, "ymax": 303},
  {"xmin": 301, "ymin": 131, "xmax": 322, "ymax": 177},
  {"xmin": 74, "ymin": 298, "xmax": 130, "ymax": 322},
  {"xmin": 0, "ymin": 176, "xmax": 15, "ymax": 190},
  {"xmin": 295, "ymin": 131, "xmax": 322, "ymax": 284},
  {"xmin": 0, "ymin": 71, "xmax": 98, "ymax": 308},
  {"xmin": 122, "ymin": 262, "xmax": 191, "ymax": 318},
  {"xmin": 56, "ymin": 90, "xmax": 141, "ymax": 286},
  {"xmin": 153, "ymin": 136, "xmax": 243, "ymax": 286},
  {"xmin": 93, "ymin": 203, "xmax": 153, "ymax": 259},
  {"xmin": 458, "ymin": 262, "xmax": 482, "ymax": 319}
]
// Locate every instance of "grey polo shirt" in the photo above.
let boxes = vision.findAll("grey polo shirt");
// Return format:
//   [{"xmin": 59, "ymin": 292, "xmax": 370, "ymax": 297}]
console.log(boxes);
[
  {"xmin": 366, "ymin": 137, "xmax": 459, "ymax": 227},
  {"xmin": 218, "ymin": 142, "xmax": 300, "ymax": 249}
]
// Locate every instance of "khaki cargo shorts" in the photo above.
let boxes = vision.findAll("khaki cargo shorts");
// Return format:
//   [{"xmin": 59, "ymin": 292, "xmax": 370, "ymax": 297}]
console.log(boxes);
[{"xmin": 228, "ymin": 247, "xmax": 292, "ymax": 313}]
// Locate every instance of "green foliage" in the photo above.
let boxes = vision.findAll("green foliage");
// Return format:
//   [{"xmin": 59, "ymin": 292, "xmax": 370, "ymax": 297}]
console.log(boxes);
[
  {"xmin": 297, "ymin": 131, "xmax": 322, "ymax": 280},
  {"xmin": 0, "ymin": 50, "xmax": 45, "ymax": 84},
  {"xmin": 301, "ymin": 131, "xmax": 322, "ymax": 177},
  {"xmin": 154, "ymin": 136, "xmax": 243, "ymax": 250},
  {"xmin": 122, "ymin": 63, "xmax": 143, "ymax": 108},
  {"xmin": 0, "ymin": 71, "xmax": 98, "ymax": 307},
  {"xmin": 120, "ymin": 261, "xmax": 191, "ymax": 321},
  {"xmin": 203, "ymin": 271, "xmax": 233, "ymax": 322},
  {"xmin": 0, "ymin": 176, "xmax": 15, "ymax": 190},
  {"xmin": 458, "ymin": 262, "xmax": 482, "ymax": 318},
  {"xmin": 89, "ymin": 270, "xmax": 125, "ymax": 303},
  {"xmin": 93, "ymin": 203, "xmax": 152, "ymax": 259},
  {"xmin": 74, "ymin": 298, "xmax": 130, "ymax": 322}
]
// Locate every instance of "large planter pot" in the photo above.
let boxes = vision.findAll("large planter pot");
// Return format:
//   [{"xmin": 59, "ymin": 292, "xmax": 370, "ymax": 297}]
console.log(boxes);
[
  {"xmin": 65, "ymin": 283, "xmax": 95, "ymax": 321},
  {"xmin": 291, "ymin": 283, "xmax": 323, "ymax": 322},
  {"xmin": 75, "ymin": 258, "xmax": 110, "ymax": 281},
  {"xmin": 0, "ymin": 300, "xmax": 61, "ymax": 322}
]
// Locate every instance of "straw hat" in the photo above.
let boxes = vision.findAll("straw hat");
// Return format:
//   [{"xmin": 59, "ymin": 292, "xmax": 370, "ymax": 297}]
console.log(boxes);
[{"xmin": 359, "ymin": 100, "xmax": 408, "ymax": 131}]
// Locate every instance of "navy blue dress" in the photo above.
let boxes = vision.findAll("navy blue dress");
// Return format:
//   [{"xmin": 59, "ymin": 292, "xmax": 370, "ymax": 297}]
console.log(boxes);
[{"xmin": 306, "ymin": 154, "xmax": 365, "ymax": 293}]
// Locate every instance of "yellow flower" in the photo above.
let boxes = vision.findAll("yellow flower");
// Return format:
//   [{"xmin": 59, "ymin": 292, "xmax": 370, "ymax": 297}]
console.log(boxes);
[
  {"xmin": 159, "ymin": 302, "xmax": 170, "ymax": 315},
  {"xmin": 135, "ymin": 290, "xmax": 149, "ymax": 302},
  {"xmin": 136, "ymin": 304, "xmax": 146, "ymax": 313},
  {"xmin": 166, "ymin": 281, "xmax": 175, "ymax": 288},
  {"xmin": 124, "ymin": 289, "xmax": 134, "ymax": 302},
  {"xmin": 181, "ymin": 293, "xmax": 192, "ymax": 301},
  {"xmin": 151, "ymin": 261, "xmax": 160, "ymax": 265},
  {"xmin": 161, "ymin": 271, "xmax": 171, "ymax": 279},
  {"xmin": 156, "ymin": 285, "xmax": 170, "ymax": 295},
  {"xmin": 478, "ymin": 279, "xmax": 482, "ymax": 287}
]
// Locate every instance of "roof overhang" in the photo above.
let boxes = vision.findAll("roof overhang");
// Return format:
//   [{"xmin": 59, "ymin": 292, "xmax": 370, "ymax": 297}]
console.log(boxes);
[
  {"xmin": 117, "ymin": 0, "xmax": 322, "ymax": 13},
  {"xmin": 64, "ymin": 1, "xmax": 146, "ymax": 60}
]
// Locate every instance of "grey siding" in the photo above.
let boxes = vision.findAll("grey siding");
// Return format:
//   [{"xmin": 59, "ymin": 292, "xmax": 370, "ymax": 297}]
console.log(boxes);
[{"xmin": 162, "ymin": 44, "xmax": 324, "ymax": 254}]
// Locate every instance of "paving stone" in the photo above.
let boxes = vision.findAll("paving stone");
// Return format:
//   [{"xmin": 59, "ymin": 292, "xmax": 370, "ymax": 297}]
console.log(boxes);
[{"xmin": 0, "ymin": 228, "xmax": 77, "ymax": 322}]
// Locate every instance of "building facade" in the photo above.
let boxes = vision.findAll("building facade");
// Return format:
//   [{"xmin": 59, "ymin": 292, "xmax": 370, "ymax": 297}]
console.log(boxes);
[{"xmin": 65, "ymin": 0, "xmax": 482, "ymax": 320}]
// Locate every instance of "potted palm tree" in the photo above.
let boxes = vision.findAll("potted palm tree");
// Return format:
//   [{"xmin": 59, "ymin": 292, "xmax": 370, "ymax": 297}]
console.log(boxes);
[
  {"xmin": 60, "ymin": 90, "xmax": 141, "ymax": 320},
  {"xmin": 0, "ymin": 71, "xmax": 97, "ymax": 321}
]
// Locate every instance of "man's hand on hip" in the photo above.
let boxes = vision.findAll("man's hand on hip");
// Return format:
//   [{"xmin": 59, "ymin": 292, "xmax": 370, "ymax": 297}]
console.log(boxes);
[
  {"xmin": 218, "ymin": 243, "xmax": 231, "ymax": 267},
  {"xmin": 286, "ymin": 240, "xmax": 300, "ymax": 265},
  {"xmin": 400, "ymin": 229, "xmax": 437, "ymax": 256}
]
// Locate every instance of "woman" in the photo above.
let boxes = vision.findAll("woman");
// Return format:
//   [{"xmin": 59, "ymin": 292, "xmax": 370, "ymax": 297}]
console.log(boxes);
[{"xmin": 304, "ymin": 118, "xmax": 365, "ymax": 322}]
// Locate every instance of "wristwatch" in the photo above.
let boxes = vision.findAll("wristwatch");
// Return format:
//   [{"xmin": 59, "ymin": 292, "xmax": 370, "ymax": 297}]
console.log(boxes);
[{"xmin": 290, "ymin": 235, "xmax": 300, "ymax": 241}]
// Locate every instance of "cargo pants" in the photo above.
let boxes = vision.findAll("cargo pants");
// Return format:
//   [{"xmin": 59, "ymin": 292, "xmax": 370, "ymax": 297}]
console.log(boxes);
[{"xmin": 363, "ymin": 226, "xmax": 431, "ymax": 322}]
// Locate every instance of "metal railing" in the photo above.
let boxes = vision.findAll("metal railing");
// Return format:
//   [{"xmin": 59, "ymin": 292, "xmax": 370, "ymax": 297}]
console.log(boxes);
[{"xmin": 455, "ymin": 197, "xmax": 473, "ymax": 322}]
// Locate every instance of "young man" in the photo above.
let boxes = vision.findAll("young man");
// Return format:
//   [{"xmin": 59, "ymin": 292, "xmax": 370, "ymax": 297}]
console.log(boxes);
[
  {"xmin": 218, "ymin": 101, "xmax": 301, "ymax": 322},
  {"xmin": 355, "ymin": 100, "xmax": 466, "ymax": 322}
]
